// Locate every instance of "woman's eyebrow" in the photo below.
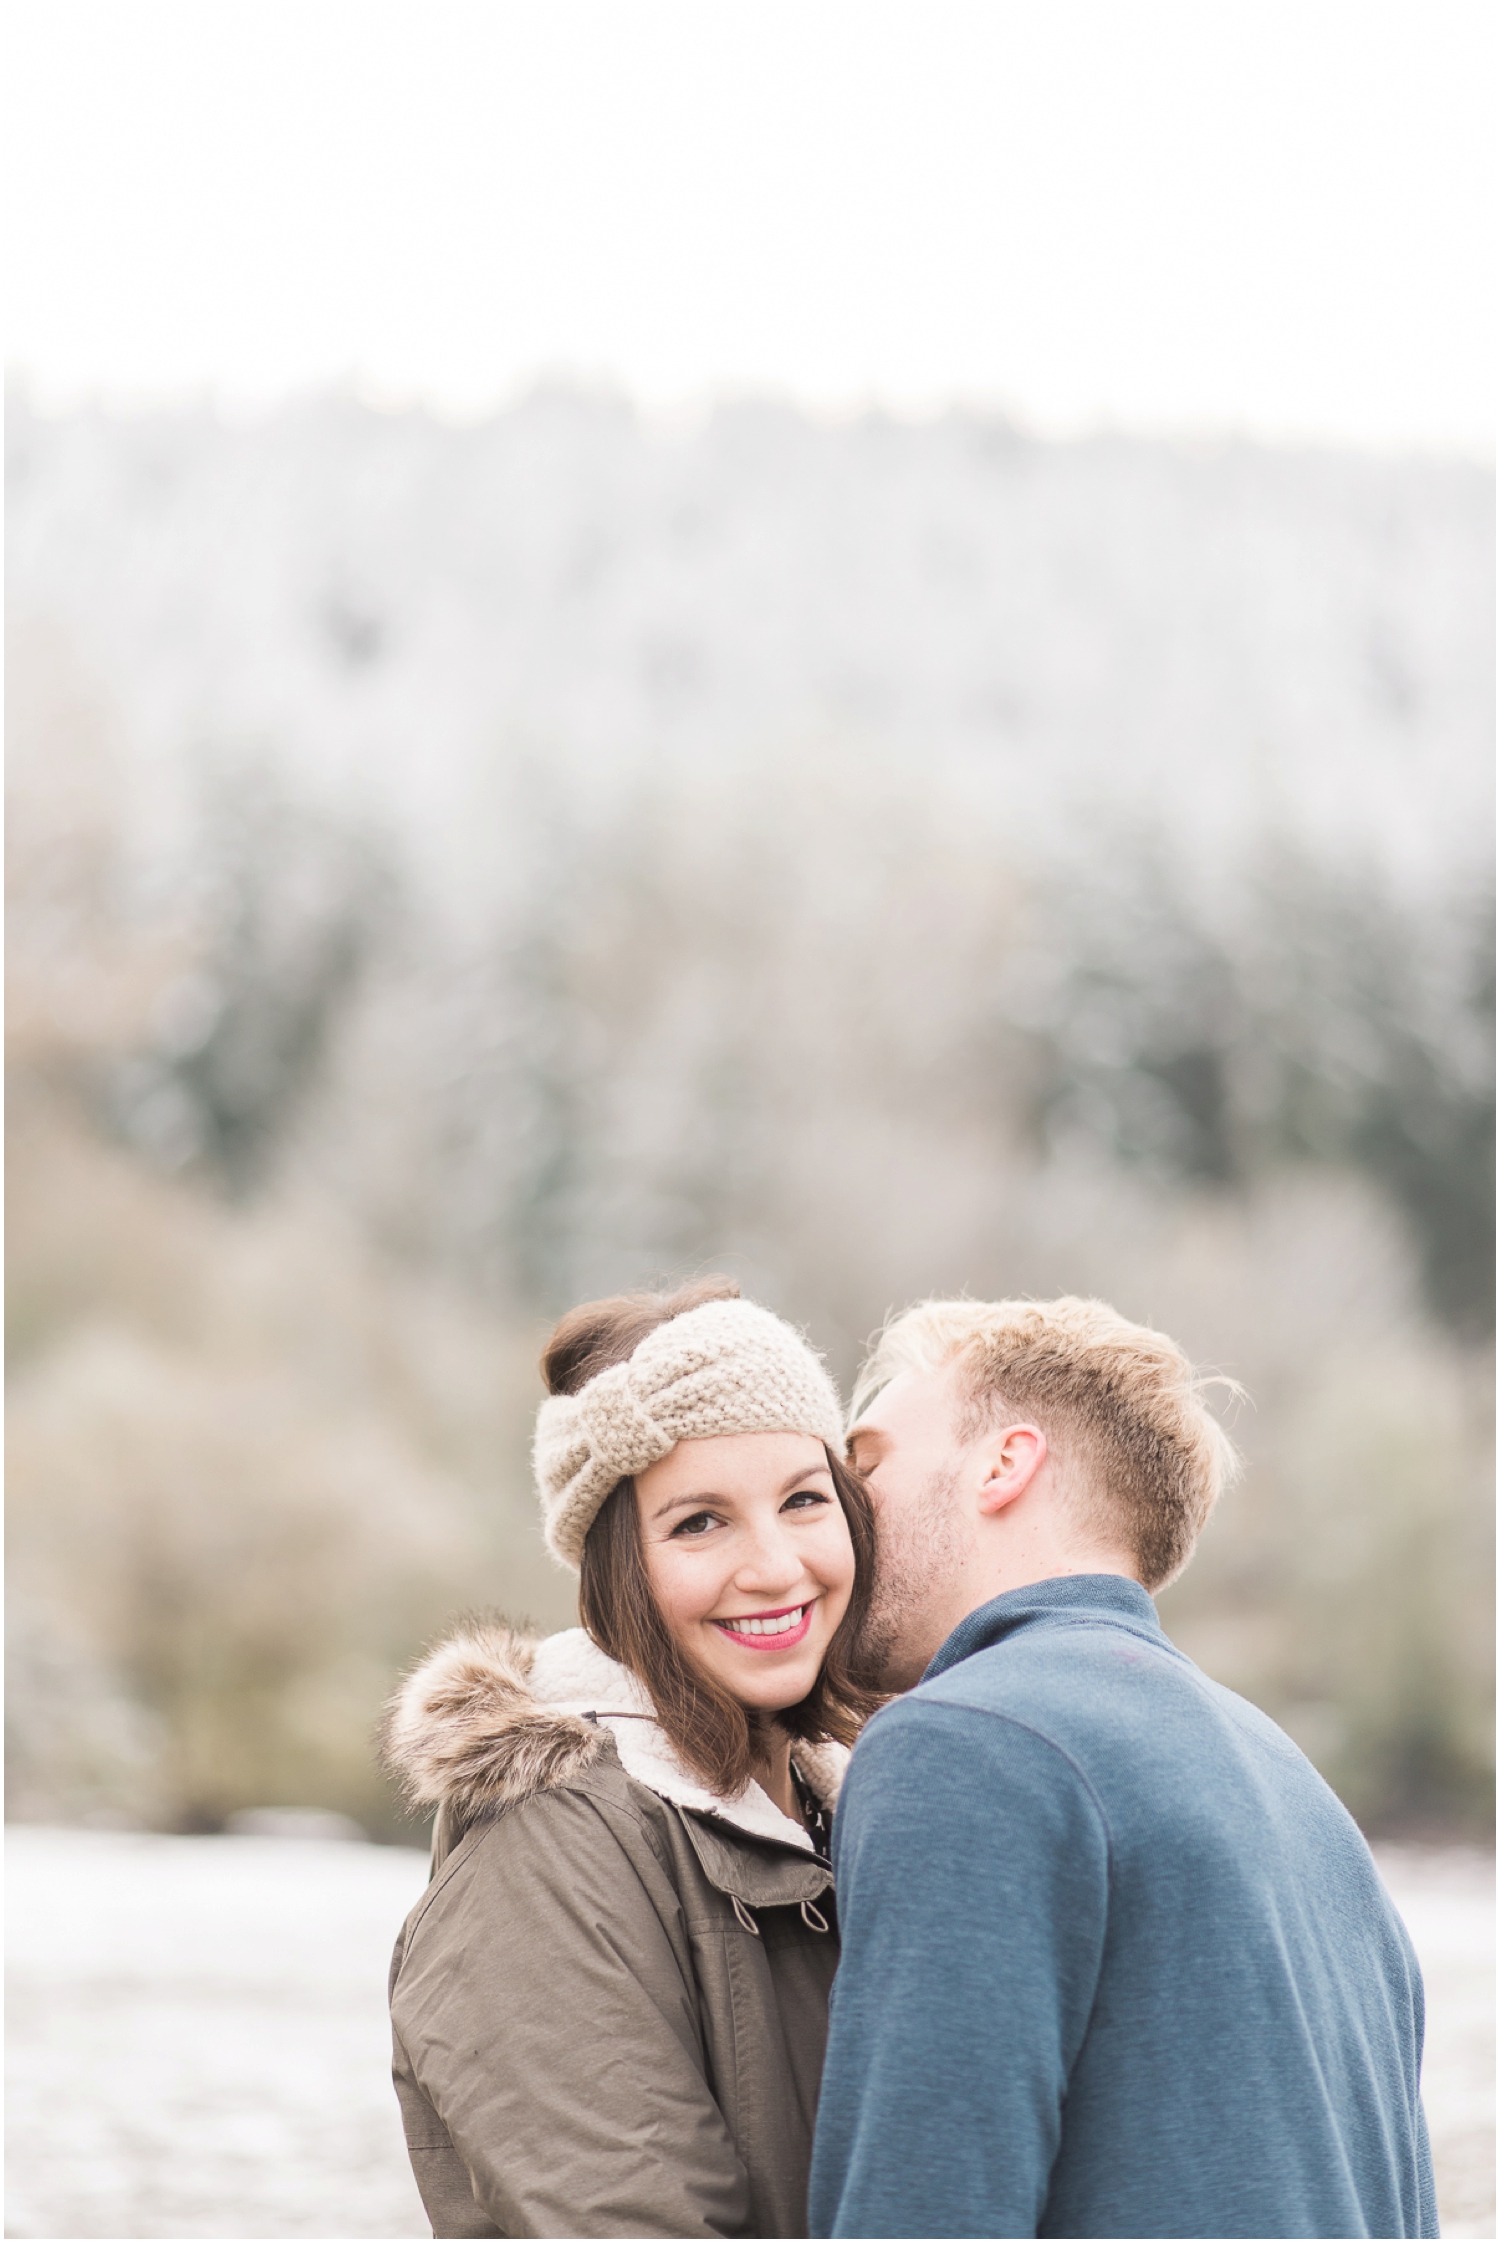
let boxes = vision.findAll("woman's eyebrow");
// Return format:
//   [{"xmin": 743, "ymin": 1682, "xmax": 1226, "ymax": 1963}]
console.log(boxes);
[
  {"xmin": 651, "ymin": 1462, "xmax": 832, "ymax": 1520},
  {"xmin": 778, "ymin": 1462, "xmax": 834, "ymax": 1492},
  {"xmin": 650, "ymin": 1490, "xmax": 725, "ymax": 1519}
]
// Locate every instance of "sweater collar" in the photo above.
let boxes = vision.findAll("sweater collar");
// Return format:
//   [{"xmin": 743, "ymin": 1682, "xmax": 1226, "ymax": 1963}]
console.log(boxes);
[{"xmin": 924, "ymin": 1572, "xmax": 1164, "ymax": 1682}]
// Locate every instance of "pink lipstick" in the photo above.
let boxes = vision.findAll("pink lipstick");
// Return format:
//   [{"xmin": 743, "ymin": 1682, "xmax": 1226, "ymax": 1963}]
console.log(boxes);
[{"xmin": 710, "ymin": 1601, "xmax": 815, "ymax": 1651}]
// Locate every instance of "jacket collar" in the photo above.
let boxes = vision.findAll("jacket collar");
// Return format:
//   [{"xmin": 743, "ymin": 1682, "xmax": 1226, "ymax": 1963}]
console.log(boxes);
[
  {"xmin": 925, "ymin": 1572, "xmax": 1164, "ymax": 1682},
  {"xmin": 381, "ymin": 1617, "xmax": 846, "ymax": 1861},
  {"xmin": 529, "ymin": 1629, "xmax": 836, "ymax": 1854},
  {"xmin": 667, "ymin": 1784, "xmax": 834, "ymax": 1907}
]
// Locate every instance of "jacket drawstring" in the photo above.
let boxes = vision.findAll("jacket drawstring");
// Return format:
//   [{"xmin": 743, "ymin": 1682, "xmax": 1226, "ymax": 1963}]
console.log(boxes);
[{"xmin": 730, "ymin": 1895, "xmax": 827, "ymax": 1933}]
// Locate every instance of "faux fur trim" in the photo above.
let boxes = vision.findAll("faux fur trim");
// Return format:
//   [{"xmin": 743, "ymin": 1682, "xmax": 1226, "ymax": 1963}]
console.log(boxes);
[
  {"xmin": 382, "ymin": 1621, "xmax": 849, "ymax": 1848},
  {"xmin": 380, "ymin": 1621, "xmax": 604, "ymax": 1819}
]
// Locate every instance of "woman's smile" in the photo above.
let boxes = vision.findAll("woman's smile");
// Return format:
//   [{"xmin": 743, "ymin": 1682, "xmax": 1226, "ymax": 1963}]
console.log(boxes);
[{"xmin": 710, "ymin": 1599, "xmax": 817, "ymax": 1649}]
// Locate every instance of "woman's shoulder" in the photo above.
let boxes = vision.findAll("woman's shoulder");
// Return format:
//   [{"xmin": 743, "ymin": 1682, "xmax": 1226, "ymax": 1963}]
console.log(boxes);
[{"xmin": 383, "ymin": 1626, "xmax": 695, "ymax": 1969}]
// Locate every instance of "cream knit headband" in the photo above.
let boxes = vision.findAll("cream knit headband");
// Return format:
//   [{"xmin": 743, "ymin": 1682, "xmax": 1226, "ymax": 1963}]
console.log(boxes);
[{"xmin": 533, "ymin": 1297, "xmax": 846, "ymax": 1568}]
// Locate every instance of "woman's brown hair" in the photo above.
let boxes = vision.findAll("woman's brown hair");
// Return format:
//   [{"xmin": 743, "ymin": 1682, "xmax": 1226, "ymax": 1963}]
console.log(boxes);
[{"xmin": 544, "ymin": 1275, "xmax": 881, "ymax": 1798}]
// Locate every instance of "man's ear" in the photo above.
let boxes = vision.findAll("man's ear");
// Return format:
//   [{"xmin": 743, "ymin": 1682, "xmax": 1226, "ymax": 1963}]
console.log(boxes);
[{"xmin": 975, "ymin": 1424, "xmax": 1048, "ymax": 1515}]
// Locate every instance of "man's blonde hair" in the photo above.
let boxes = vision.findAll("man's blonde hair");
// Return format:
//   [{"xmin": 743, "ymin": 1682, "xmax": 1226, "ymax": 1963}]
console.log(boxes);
[{"xmin": 852, "ymin": 1296, "xmax": 1242, "ymax": 1591}]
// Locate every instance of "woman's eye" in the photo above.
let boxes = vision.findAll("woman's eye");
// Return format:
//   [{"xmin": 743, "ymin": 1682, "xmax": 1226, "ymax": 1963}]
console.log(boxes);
[
  {"xmin": 671, "ymin": 1511, "xmax": 722, "ymax": 1538},
  {"xmin": 783, "ymin": 1489, "xmax": 831, "ymax": 1513}
]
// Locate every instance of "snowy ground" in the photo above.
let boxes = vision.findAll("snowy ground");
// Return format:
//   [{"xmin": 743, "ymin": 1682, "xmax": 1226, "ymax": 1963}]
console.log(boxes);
[
  {"xmin": 6, "ymin": 1830, "xmax": 430, "ymax": 2240},
  {"xmin": 1375, "ymin": 1845, "xmax": 1497, "ymax": 2240},
  {"xmin": 5, "ymin": 1827, "xmax": 1493, "ymax": 2239}
]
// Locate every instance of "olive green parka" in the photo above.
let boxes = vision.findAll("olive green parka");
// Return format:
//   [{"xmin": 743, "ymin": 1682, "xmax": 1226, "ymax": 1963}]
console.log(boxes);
[{"xmin": 382, "ymin": 1623, "xmax": 848, "ymax": 2240}]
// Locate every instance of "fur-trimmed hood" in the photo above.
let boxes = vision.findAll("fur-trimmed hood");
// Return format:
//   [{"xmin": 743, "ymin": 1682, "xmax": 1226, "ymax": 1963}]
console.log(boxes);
[{"xmin": 382, "ymin": 1621, "xmax": 848, "ymax": 1854}]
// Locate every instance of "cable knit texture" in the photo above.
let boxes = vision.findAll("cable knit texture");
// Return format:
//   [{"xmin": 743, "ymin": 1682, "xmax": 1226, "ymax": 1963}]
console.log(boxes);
[{"xmin": 533, "ymin": 1296, "xmax": 846, "ymax": 1567}]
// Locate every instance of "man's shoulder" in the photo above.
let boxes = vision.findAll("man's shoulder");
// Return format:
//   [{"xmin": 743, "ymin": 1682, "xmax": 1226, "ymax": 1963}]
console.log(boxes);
[
  {"xmin": 860, "ymin": 1609, "xmax": 1359, "ymax": 1867},
  {"xmin": 836, "ymin": 1656, "xmax": 1116, "ymax": 1874},
  {"xmin": 849, "ymin": 1640, "xmax": 1115, "ymax": 1808},
  {"xmin": 917, "ymin": 1606, "xmax": 1179, "ymax": 1728},
  {"xmin": 860, "ymin": 1607, "xmax": 1270, "ymax": 1794}
]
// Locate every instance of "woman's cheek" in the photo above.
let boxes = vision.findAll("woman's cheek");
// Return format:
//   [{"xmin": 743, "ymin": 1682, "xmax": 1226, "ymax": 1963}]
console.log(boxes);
[
  {"xmin": 646, "ymin": 1548, "xmax": 689, "ymax": 1635},
  {"xmin": 812, "ymin": 1517, "xmax": 858, "ymax": 1595},
  {"xmin": 656, "ymin": 1548, "xmax": 723, "ymax": 1633}
]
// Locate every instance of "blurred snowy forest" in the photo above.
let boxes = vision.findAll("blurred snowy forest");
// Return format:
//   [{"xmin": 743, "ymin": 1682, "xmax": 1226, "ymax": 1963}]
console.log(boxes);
[{"xmin": 6, "ymin": 387, "xmax": 1494, "ymax": 1840}]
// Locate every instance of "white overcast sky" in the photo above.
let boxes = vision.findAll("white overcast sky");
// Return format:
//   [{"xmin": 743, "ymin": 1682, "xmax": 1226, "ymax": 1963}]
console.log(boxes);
[{"xmin": 4, "ymin": 0, "xmax": 1495, "ymax": 451}]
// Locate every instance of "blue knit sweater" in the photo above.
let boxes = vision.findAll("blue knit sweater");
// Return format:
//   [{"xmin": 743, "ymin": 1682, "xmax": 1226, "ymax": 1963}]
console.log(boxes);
[{"xmin": 809, "ymin": 1575, "xmax": 1436, "ymax": 2239}]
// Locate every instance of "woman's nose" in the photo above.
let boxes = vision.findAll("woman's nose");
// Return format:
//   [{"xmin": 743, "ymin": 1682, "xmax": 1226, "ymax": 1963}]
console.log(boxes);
[{"xmin": 733, "ymin": 1524, "xmax": 805, "ymax": 1595}]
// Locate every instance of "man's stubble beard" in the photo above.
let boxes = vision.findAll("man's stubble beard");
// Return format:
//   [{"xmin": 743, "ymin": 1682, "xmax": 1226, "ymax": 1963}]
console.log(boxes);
[{"xmin": 858, "ymin": 1462, "xmax": 973, "ymax": 1693}]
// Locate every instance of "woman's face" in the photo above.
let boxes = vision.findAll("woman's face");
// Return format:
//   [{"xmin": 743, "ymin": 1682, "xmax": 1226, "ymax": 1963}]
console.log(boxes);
[{"xmin": 635, "ymin": 1430, "xmax": 856, "ymax": 1716}]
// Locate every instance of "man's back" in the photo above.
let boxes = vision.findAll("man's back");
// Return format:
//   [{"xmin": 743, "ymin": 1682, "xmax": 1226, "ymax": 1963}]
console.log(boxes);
[{"xmin": 809, "ymin": 1574, "xmax": 1436, "ymax": 2240}]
